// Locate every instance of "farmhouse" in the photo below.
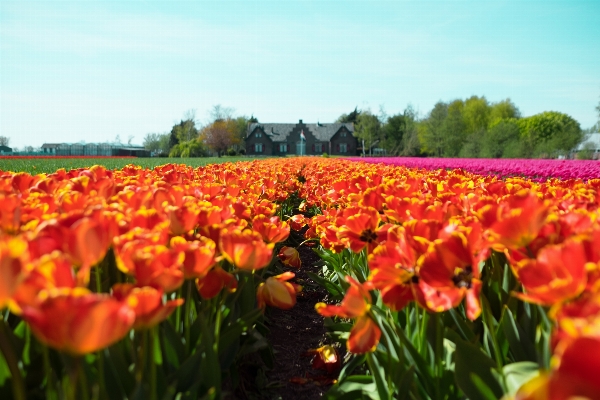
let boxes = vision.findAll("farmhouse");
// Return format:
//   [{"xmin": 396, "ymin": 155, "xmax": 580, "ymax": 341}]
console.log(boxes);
[
  {"xmin": 0, "ymin": 145, "xmax": 13, "ymax": 154},
  {"xmin": 246, "ymin": 120, "xmax": 357, "ymax": 156}
]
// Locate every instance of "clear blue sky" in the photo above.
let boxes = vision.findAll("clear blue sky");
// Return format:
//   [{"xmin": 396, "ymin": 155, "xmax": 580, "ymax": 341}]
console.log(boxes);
[{"xmin": 1, "ymin": 0, "xmax": 599, "ymax": 149}]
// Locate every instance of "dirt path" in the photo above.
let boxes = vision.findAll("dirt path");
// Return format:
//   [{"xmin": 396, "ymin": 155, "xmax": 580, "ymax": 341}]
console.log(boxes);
[{"xmin": 262, "ymin": 244, "xmax": 334, "ymax": 400}]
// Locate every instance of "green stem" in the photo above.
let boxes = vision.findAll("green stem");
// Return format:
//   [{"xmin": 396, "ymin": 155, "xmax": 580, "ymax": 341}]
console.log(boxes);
[
  {"xmin": 0, "ymin": 319, "xmax": 26, "ymax": 400},
  {"xmin": 419, "ymin": 308, "xmax": 429, "ymax": 354},
  {"xmin": 135, "ymin": 330, "xmax": 146, "ymax": 384},
  {"xmin": 433, "ymin": 312, "xmax": 443, "ymax": 400},
  {"xmin": 96, "ymin": 350, "xmax": 106, "ymax": 400},
  {"xmin": 174, "ymin": 286, "xmax": 183, "ymax": 333},
  {"xmin": 213, "ymin": 292, "xmax": 223, "ymax": 354},
  {"xmin": 42, "ymin": 345, "xmax": 54, "ymax": 400},
  {"xmin": 77, "ymin": 356, "xmax": 90, "ymax": 400},
  {"xmin": 149, "ymin": 327, "xmax": 157, "ymax": 400},
  {"xmin": 183, "ymin": 280, "xmax": 192, "ymax": 350}
]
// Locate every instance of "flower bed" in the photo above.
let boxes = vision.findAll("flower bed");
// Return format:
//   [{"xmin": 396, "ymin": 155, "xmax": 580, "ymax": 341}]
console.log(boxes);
[
  {"xmin": 1, "ymin": 157, "xmax": 599, "ymax": 399},
  {"xmin": 346, "ymin": 156, "xmax": 600, "ymax": 182}
]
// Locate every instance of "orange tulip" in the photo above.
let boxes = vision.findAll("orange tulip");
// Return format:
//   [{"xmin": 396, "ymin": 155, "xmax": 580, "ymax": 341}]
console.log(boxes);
[
  {"xmin": 337, "ymin": 206, "xmax": 383, "ymax": 253},
  {"xmin": 112, "ymin": 284, "xmax": 184, "ymax": 330},
  {"xmin": 165, "ymin": 203, "xmax": 200, "ymax": 236},
  {"xmin": 116, "ymin": 243, "xmax": 185, "ymax": 293},
  {"xmin": 512, "ymin": 238, "xmax": 587, "ymax": 306},
  {"xmin": 277, "ymin": 246, "xmax": 301, "ymax": 268},
  {"xmin": 515, "ymin": 337, "xmax": 600, "ymax": 400},
  {"xmin": 196, "ymin": 266, "xmax": 238, "ymax": 299},
  {"xmin": 170, "ymin": 236, "xmax": 217, "ymax": 279},
  {"xmin": 0, "ymin": 236, "xmax": 28, "ymax": 310},
  {"xmin": 252, "ymin": 215, "xmax": 290, "ymax": 243},
  {"xmin": 219, "ymin": 228, "xmax": 274, "ymax": 270},
  {"xmin": 316, "ymin": 276, "xmax": 381, "ymax": 354},
  {"xmin": 256, "ymin": 272, "xmax": 301, "ymax": 310},
  {"xmin": 485, "ymin": 191, "xmax": 549, "ymax": 251},
  {"xmin": 418, "ymin": 232, "xmax": 482, "ymax": 320},
  {"xmin": 21, "ymin": 288, "xmax": 135, "ymax": 355},
  {"xmin": 10, "ymin": 251, "xmax": 76, "ymax": 314}
]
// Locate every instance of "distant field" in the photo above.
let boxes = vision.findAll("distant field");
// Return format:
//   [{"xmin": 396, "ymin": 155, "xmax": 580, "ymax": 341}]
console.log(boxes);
[{"xmin": 0, "ymin": 156, "xmax": 256, "ymax": 174}]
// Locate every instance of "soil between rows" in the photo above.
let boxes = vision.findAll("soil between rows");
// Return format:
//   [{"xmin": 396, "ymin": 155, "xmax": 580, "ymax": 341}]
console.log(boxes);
[{"xmin": 231, "ymin": 244, "xmax": 337, "ymax": 399}]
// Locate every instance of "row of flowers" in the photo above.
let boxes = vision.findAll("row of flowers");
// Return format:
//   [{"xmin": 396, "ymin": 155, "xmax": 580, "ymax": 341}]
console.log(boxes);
[
  {"xmin": 0, "ymin": 161, "xmax": 307, "ymax": 399},
  {"xmin": 347, "ymin": 156, "xmax": 600, "ymax": 182},
  {"xmin": 290, "ymin": 159, "xmax": 600, "ymax": 399}
]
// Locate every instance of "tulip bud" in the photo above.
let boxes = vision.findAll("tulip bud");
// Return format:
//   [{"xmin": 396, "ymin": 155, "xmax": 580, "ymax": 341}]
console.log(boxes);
[{"xmin": 277, "ymin": 246, "xmax": 301, "ymax": 268}]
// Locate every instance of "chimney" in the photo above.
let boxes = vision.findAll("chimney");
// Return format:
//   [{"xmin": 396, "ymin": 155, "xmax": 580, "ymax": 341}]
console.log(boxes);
[{"xmin": 299, "ymin": 119, "xmax": 303, "ymax": 124}]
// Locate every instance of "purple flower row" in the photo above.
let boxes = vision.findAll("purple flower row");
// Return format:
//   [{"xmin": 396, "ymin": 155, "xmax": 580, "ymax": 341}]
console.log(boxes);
[{"xmin": 345, "ymin": 157, "xmax": 600, "ymax": 181}]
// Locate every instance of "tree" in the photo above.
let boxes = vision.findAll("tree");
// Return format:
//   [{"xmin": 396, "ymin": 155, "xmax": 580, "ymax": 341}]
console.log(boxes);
[
  {"xmin": 400, "ymin": 105, "xmax": 421, "ymax": 156},
  {"xmin": 381, "ymin": 113, "xmax": 406, "ymax": 155},
  {"xmin": 200, "ymin": 119, "xmax": 238, "ymax": 157},
  {"xmin": 418, "ymin": 101, "xmax": 448, "ymax": 157},
  {"xmin": 337, "ymin": 107, "xmax": 361, "ymax": 124},
  {"xmin": 442, "ymin": 99, "xmax": 467, "ymax": 157},
  {"xmin": 143, "ymin": 133, "xmax": 170, "ymax": 155},
  {"xmin": 479, "ymin": 119, "xmax": 521, "ymax": 158},
  {"xmin": 517, "ymin": 111, "xmax": 582, "ymax": 157},
  {"xmin": 354, "ymin": 111, "xmax": 382, "ymax": 156},
  {"xmin": 463, "ymin": 96, "xmax": 491, "ymax": 135},
  {"xmin": 490, "ymin": 99, "xmax": 521, "ymax": 123},
  {"xmin": 0, "ymin": 136, "xmax": 9, "ymax": 146}
]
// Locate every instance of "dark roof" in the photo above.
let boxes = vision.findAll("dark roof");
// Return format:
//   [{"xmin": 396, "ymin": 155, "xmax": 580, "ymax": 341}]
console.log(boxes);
[
  {"xmin": 41, "ymin": 143, "xmax": 63, "ymax": 148},
  {"xmin": 247, "ymin": 122, "xmax": 354, "ymax": 142}
]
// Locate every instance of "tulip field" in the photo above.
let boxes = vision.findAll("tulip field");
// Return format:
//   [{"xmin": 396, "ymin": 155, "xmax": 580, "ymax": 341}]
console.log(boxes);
[
  {"xmin": 1, "ymin": 157, "xmax": 600, "ymax": 399},
  {"xmin": 348, "ymin": 156, "xmax": 600, "ymax": 182}
]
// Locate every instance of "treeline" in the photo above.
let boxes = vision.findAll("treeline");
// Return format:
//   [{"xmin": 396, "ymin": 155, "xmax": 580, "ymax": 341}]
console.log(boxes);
[
  {"xmin": 145, "ymin": 97, "xmax": 597, "ymax": 159},
  {"xmin": 342, "ymin": 96, "xmax": 592, "ymax": 159},
  {"xmin": 143, "ymin": 106, "xmax": 256, "ymax": 157}
]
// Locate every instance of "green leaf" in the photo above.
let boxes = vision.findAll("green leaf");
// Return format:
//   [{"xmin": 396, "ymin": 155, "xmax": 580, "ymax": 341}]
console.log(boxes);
[
  {"xmin": 448, "ymin": 308, "xmax": 476, "ymax": 342},
  {"xmin": 160, "ymin": 320, "xmax": 185, "ymax": 369},
  {"xmin": 323, "ymin": 375, "xmax": 377, "ymax": 400},
  {"xmin": 306, "ymin": 271, "xmax": 345, "ymax": 299},
  {"xmin": 338, "ymin": 354, "xmax": 367, "ymax": 382},
  {"xmin": 366, "ymin": 352, "xmax": 392, "ymax": 400},
  {"xmin": 397, "ymin": 328, "xmax": 435, "ymax": 395},
  {"xmin": 0, "ymin": 349, "xmax": 9, "ymax": 386},
  {"xmin": 500, "ymin": 307, "xmax": 537, "ymax": 362},
  {"xmin": 451, "ymin": 334, "xmax": 504, "ymax": 400},
  {"xmin": 503, "ymin": 361, "xmax": 540, "ymax": 395}
]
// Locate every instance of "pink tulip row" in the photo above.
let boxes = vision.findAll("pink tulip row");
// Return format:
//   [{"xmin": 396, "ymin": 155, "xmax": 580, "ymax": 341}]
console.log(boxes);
[{"xmin": 346, "ymin": 157, "xmax": 600, "ymax": 181}]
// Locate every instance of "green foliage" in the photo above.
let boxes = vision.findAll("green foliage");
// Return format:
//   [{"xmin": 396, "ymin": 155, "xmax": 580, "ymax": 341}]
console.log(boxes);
[
  {"xmin": 381, "ymin": 113, "xmax": 406, "ymax": 155},
  {"xmin": 480, "ymin": 120, "xmax": 521, "ymax": 158},
  {"xmin": 418, "ymin": 101, "xmax": 448, "ymax": 156},
  {"xmin": 517, "ymin": 111, "xmax": 582, "ymax": 157},
  {"xmin": 355, "ymin": 112, "xmax": 383, "ymax": 156},
  {"xmin": 463, "ymin": 96, "xmax": 491, "ymax": 135},
  {"xmin": 337, "ymin": 107, "xmax": 360, "ymax": 124},
  {"xmin": 0, "ymin": 157, "xmax": 255, "ymax": 175}
]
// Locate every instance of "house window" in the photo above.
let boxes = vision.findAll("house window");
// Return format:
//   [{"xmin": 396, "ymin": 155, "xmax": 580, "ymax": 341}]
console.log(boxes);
[
  {"xmin": 340, "ymin": 143, "xmax": 347, "ymax": 153},
  {"xmin": 255, "ymin": 143, "xmax": 263, "ymax": 153},
  {"xmin": 341, "ymin": 131, "xmax": 347, "ymax": 137},
  {"xmin": 315, "ymin": 143, "xmax": 322, "ymax": 153},
  {"xmin": 256, "ymin": 132, "xmax": 262, "ymax": 138},
  {"xmin": 279, "ymin": 143, "xmax": 287, "ymax": 153}
]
